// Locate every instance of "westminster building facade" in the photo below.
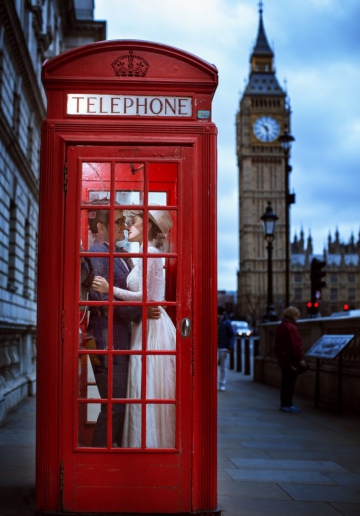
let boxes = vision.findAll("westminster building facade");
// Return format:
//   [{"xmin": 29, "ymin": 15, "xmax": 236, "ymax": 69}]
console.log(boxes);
[
  {"xmin": 291, "ymin": 229, "xmax": 360, "ymax": 317},
  {"xmin": 0, "ymin": 0, "xmax": 105, "ymax": 422}
]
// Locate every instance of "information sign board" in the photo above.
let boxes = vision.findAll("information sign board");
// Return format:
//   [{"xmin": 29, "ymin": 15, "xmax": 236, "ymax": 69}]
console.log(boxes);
[{"xmin": 306, "ymin": 334, "xmax": 354, "ymax": 359}]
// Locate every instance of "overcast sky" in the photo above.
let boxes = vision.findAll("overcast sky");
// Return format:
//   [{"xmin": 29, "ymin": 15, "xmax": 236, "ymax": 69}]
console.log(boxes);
[{"xmin": 94, "ymin": 0, "xmax": 360, "ymax": 291}]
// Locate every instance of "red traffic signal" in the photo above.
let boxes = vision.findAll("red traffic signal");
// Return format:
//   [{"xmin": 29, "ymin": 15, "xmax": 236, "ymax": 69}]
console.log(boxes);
[
  {"xmin": 343, "ymin": 304, "xmax": 349, "ymax": 311},
  {"xmin": 307, "ymin": 300, "xmax": 319, "ymax": 318}
]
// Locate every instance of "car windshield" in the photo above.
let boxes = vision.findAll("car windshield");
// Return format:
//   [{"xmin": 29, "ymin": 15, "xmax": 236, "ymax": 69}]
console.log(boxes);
[{"xmin": 232, "ymin": 321, "xmax": 249, "ymax": 328}]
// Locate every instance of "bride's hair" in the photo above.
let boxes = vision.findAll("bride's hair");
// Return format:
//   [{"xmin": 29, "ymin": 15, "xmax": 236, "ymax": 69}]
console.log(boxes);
[
  {"xmin": 133, "ymin": 213, "xmax": 167, "ymax": 250},
  {"xmin": 147, "ymin": 216, "xmax": 167, "ymax": 250}
]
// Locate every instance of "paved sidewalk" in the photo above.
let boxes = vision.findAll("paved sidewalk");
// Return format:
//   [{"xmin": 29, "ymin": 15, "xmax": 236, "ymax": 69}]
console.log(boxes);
[
  {"xmin": 0, "ymin": 394, "xmax": 36, "ymax": 516},
  {"xmin": 1, "ymin": 371, "xmax": 360, "ymax": 515},
  {"xmin": 218, "ymin": 370, "xmax": 360, "ymax": 515}
]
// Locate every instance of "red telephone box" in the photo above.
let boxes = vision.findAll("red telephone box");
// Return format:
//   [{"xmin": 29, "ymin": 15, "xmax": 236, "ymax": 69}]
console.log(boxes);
[{"xmin": 37, "ymin": 40, "xmax": 218, "ymax": 515}]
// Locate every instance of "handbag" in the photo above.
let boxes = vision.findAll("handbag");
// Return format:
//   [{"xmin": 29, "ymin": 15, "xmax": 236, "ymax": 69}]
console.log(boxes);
[{"xmin": 291, "ymin": 361, "xmax": 309, "ymax": 374}]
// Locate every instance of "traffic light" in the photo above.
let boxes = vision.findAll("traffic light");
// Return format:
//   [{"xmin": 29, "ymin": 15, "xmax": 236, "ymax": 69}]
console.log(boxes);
[
  {"xmin": 307, "ymin": 301, "xmax": 319, "ymax": 318},
  {"xmin": 310, "ymin": 258, "xmax": 326, "ymax": 301},
  {"xmin": 343, "ymin": 304, "xmax": 349, "ymax": 312},
  {"xmin": 306, "ymin": 301, "xmax": 312, "ymax": 317}
]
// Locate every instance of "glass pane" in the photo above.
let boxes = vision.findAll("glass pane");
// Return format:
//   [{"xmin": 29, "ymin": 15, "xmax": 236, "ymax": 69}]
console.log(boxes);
[
  {"xmin": 78, "ymin": 353, "xmax": 104, "ymax": 399},
  {"xmin": 111, "ymin": 354, "xmax": 130, "ymax": 399},
  {"xmin": 87, "ymin": 304, "xmax": 108, "ymax": 350},
  {"xmin": 121, "ymin": 210, "xmax": 144, "ymax": 254},
  {"xmin": 149, "ymin": 191, "xmax": 167, "ymax": 205},
  {"xmin": 112, "ymin": 304, "xmax": 143, "ymax": 348},
  {"xmin": 164, "ymin": 257, "xmax": 177, "ymax": 302},
  {"xmin": 146, "ymin": 356, "xmax": 176, "ymax": 399},
  {"xmin": 111, "ymin": 402, "xmax": 127, "ymax": 448},
  {"xmin": 79, "ymin": 256, "xmax": 94, "ymax": 302},
  {"xmin": 78, "ymin": 402, "xmax": 107, "ymax": 448},
  {"xmin": 122, "ymin": 404, "xmax": 142, "ymax": 448},
  {"xmin": 125, "ymin": 355, "xmax": 142, "ymax": 399},
  {"xmin": 86, "ymin": 208, "xmax": 111, "ymax": 249},
  {"xmin": 146, "ymin": 306, "xmax": 176, "ymax": 351},
  {"xmin": 90, "ymin": 402, "xmax": 108, "ymax": 447},
  {"xmin": 81, "ymin": 162, "xmax": 111, "ymax": 204},
  {"xmin": 146, "ymin": 404, "xmax": 176, "ymax": 448},
  {"xmin": 115, "ymin": 162, "xmax": 144, "ymax": 205},
  {"xmin": 148, "ymin": 208, "xmax": 175, "ymax": 252}
]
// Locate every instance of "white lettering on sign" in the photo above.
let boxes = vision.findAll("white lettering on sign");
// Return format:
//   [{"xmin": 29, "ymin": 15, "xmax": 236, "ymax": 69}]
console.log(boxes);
[{"xmin": 67, "ymin": 94, "xmax": 192, "ymax": 117}]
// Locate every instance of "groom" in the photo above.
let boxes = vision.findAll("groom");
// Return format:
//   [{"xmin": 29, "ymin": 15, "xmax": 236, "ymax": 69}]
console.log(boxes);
[{"xmin": 87, "ymin": 207, "xmax": 159, "ymax": 447}]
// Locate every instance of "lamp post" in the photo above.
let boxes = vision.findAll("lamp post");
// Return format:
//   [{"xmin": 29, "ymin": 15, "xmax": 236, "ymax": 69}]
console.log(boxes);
[
  {"xmin": 278, "ymin": 129, "xmax": 295, "ymax": 308},
  {"xmin": 261, "ymin": 202, "xmax": 279, "ymax": 322}
]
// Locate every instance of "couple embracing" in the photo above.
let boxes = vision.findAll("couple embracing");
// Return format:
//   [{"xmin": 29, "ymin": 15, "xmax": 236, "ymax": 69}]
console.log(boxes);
[{"xmin": 87, "ymin": 206, "xmax": 175, "ymax": 449}]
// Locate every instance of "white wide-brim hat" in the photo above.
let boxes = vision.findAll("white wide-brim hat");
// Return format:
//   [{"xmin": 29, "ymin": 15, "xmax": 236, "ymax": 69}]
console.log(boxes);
[{"xmin": 149, "ymin": 209, "xmax": 173, "ymax": 234}]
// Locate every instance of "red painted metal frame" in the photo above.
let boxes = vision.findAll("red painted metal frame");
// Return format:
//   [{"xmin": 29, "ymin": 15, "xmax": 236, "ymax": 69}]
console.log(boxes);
[{"xmin": 37, "ymin": 40, "xmax": 218, "ymax": 515}]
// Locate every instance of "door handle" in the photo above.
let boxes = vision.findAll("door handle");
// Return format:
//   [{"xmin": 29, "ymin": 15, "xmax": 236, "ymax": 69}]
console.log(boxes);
[{"xmin": 181, "ymin": 318, "xmax": 191, "ymax": 338}]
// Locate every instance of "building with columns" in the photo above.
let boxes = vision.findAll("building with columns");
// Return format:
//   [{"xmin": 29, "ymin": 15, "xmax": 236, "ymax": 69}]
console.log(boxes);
[{"xmin": 0, "ymin": 0, "xmax": 105, "ymax": 422}]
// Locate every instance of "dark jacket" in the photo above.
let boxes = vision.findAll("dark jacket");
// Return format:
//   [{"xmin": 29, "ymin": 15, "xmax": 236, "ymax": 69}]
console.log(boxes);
[
  {"xmin": 274, "ymin": 317, "xmax": 304, "ymax": 367},
  {"xmin": 88, "ymin": 242, "xmax": 140, "ymax": 353},
  {"xmin": 218, "ymin": 315, "xmax": 235, "ymax": 350}
]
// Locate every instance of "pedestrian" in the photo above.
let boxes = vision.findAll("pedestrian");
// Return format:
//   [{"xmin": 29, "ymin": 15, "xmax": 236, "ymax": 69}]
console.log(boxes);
[
  {"xmin": 217, "ymin": 307, "xmax": 235, "ymax": 391},
  {"xmin": 275, "ymin": 306, "xmax": 307, "ymax": 413}
]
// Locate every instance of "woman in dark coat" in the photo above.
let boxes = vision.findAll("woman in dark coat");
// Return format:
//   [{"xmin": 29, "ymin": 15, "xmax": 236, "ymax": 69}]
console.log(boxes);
[{"xmin": 275, "ymin": 306, "xmax": 307, "ymax": 413}]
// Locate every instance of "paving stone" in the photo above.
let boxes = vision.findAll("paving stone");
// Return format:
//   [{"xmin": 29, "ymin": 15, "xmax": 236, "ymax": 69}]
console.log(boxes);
[
  {"xmin": 280, "ymin": 484, "xmax": 360, "ymax": 503},
  {"xmin": 326, "ymin": 473, "xmax": 360, "ymax": 486},
  {"xmin": 217, "ymin": 480, "xmax": 291, "ymax": 500},
  {"xmin": 218, "ymin": 497, "xmax": 343, "ymax": 515},
  {"xmin": 265, "ymin": 449, "xmax": 340, "ymax": 461},
  {"xmin": 226, "ymin": 468, "xmax": 335, "ymax": 484},
  {"xmin": 230, "ymin": 458, "xmax": 347, "ymax": 472},
  {"xmin": 331, "ymin": 502, "xmax": 360, "ymax": 516},
  {"xmin": 239, "ymin": 440, "xmax": 305, "ymax": 450}
]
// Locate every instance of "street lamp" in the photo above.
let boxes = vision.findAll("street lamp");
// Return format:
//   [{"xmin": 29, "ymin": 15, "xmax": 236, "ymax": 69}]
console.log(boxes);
[
  {"xmin": 278, "ymin": 129, "xmax": 295, "ymax": 307},
  {"xmin": 261, "ymin": 202, "xmax": 279, "ymax": 322}
]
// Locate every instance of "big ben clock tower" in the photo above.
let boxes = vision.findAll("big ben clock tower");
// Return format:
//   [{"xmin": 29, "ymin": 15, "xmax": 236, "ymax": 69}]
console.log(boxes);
[{"xmin": 236, "ymin": 4, "xmax": 292, "ymax": 324}]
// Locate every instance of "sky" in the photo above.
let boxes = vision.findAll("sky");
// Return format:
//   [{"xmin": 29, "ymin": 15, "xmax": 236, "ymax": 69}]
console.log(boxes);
[{"xmin": 94, "ymin": 0, "xmax": 360, "ymax": 291}]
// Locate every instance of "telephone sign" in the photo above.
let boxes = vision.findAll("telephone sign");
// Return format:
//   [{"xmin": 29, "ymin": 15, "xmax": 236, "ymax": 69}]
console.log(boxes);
[{"xmin": 67, "ymin": 94, "xmax": 192, "ymax": 116}]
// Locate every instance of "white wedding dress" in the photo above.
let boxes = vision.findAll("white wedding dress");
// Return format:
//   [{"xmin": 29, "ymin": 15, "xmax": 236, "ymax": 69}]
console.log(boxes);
[{"xmin": 113, "ymin": 245, "xmax": 176, "ymax": 448}]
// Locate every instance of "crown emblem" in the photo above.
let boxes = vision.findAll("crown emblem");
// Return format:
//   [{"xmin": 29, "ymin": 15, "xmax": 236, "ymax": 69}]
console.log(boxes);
[{"xmin": 112, "ymin": 51, "xmax": 150, "ymax": 78}]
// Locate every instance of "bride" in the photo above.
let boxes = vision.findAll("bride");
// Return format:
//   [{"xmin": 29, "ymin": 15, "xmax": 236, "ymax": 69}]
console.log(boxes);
[{"xmin": 92, "ymin": 209, "xmax": 176, "ymax": 448}]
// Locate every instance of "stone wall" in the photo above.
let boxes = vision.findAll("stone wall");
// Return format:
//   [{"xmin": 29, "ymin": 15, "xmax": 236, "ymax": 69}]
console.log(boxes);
[
  {"xmin": 0, "ymin": 329, "xmax": 36, "ymax": 421},
  {"xmin": 254, "ymin": 315, "xmax": 360, "ymax": 413}
]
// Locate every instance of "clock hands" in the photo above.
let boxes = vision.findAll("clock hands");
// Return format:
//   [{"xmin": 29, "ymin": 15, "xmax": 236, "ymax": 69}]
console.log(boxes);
[{"xmin": 262, "ymin": 123, "xmax": 270, "ymax": 141}]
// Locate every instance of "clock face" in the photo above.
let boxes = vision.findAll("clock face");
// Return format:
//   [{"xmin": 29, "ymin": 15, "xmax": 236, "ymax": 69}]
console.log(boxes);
[{"xmin": 253, "ymin": 116, "xmax": 280, "ymax": 142}]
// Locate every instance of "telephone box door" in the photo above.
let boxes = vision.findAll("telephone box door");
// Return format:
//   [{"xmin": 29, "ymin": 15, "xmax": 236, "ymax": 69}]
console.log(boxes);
[{"xmin": 62, "ymin": 144, "xmax": 193, "ymax": 513}]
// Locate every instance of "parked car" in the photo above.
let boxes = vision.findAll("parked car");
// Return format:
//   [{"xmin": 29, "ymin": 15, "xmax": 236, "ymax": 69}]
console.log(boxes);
[{"xmin": 231, "ymin": 320, "xmax": 252, "ymax": 337}]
